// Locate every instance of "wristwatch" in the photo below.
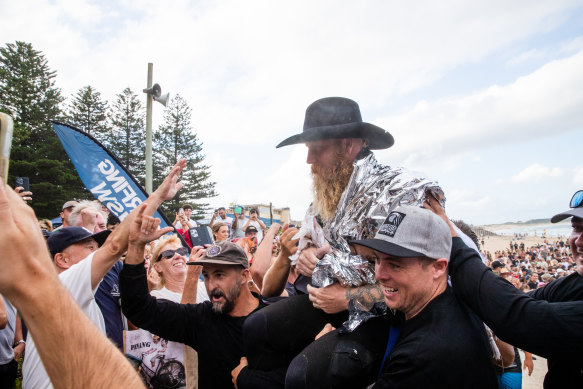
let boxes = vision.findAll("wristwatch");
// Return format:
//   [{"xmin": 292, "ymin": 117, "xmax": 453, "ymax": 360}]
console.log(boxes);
[{"xmin": 13, "ymin": 340, "xmax": 25, "ymax": 347}]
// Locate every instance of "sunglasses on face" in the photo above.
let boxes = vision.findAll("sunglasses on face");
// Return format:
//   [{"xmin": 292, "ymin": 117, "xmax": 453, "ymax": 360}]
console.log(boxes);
[
  {"xmin": 570, "ymin": 190, "xmax": 583, "ymax": 208},
  {"xmin": 157, "ymin": 247, "xmax": 190, "ymax": 262}
]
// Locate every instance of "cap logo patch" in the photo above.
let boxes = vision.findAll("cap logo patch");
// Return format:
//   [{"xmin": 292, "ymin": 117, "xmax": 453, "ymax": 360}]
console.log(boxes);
[
  {"xmin": 378, "ymin": 212, "xmax": 406, "ymax": 237},
  {"xmin": 206, "ymin": 245, "xmax": 222, "ymax": 257}
]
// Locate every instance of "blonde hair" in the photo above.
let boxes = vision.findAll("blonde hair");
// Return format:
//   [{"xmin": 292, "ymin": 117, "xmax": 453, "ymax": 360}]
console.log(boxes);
[
  {"xmin": 212, "ymin": 222, "xmax": 228, "ymax": 241},
  {"xmin": 38, "ymin": 219, "xmax": 54, "ymax": 231},
  {"xmin": 151, "ymin": 234, "xmax": 183, "ymax": 288},
  {"xmin": 151, "ymin": 234, "xmax": 183, "ymax": 264}
]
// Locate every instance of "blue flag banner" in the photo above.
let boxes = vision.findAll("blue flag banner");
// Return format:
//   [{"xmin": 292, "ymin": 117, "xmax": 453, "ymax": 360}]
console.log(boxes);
[{"xmin": 52, "ymin": 122, "xmax": 170, "ymax": 228}]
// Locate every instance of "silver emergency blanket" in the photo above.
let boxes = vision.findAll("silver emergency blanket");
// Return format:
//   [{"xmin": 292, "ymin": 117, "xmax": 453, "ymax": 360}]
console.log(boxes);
[{"xmin": 293, "ymin": 151, "xmax": 445, "ymax": 330}]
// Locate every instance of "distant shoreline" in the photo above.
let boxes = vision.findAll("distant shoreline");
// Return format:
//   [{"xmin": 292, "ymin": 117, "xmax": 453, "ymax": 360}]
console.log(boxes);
[
  {"xmin": 481, "ymin": 220, "xmax": 570, "ymax": 231},
  {"xmin": 480, "ymin": 219, "xmax": 570, "ymax": 230}
]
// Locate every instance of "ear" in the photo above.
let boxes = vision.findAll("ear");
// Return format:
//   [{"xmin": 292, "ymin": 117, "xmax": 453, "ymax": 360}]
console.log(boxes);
[
  {"xmin": 54, "ymin": 253, "xmax": 70, "ymax": 270},
  {"xmin": 153, "ymin": 261, "xmax": 162, "ymax": 274},
  {"xmin": 433, "ymin": 258, "xmax": 449, "ymax": 279}
]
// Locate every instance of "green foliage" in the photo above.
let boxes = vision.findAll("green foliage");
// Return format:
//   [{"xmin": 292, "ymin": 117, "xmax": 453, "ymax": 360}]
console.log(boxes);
[
  {"xmin": 154, "ymin": 95, "xmax": 217, "ymax": 218},
  {"xmin": 65, "ymin": 85, "xmax": 109, "ymax": 139},
  {"xmin": 0, "ymin": 41, "xmax": 218, "ymax": 220},
  {"xmin": 109, "ymin": 87, "xmax": 146, "ymax": 185},
  {"xmin": 0, "ymin": 41, "xmax": 88, "ymax": 218}
]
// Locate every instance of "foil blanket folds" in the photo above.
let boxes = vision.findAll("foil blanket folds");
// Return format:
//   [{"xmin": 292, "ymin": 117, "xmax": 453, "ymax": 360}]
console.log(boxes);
[{"xmin": 292, "ymin": 151, "xmax": 445, "ymax": 331}]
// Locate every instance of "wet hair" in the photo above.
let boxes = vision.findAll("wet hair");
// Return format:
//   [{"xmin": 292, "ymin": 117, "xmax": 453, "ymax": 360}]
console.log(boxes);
[
  {"xmin": 452, "ymin": 219, "xmax": 480, "ymax": 249},
  {"xmin": 107, "ymin": 213, "xmax": 121, "ymax": 226}
]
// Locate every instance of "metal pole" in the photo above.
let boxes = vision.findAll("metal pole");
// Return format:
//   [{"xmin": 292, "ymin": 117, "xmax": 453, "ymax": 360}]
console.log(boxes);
[{"xmin": 145, "ymin": 63, "xmax": 153, "ymax": 194}]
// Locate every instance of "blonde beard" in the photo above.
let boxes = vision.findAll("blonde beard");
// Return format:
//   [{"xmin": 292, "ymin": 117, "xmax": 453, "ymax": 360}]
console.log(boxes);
[{"xmin": 311, "ymin": 156, "xmax": 354, "ymax": 223}]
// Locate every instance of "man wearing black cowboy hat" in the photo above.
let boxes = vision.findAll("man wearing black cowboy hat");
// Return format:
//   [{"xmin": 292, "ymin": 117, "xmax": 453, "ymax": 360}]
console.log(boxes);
[{"xmin": 239, "ymin": 97, "xmax": 455, "ymax": 387}]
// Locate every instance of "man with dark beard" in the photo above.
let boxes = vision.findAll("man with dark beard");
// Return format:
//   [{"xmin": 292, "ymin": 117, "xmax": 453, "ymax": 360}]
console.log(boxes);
[
  {"xmin": 121, "ymin": 237, "xmax": 268, "ymax": 389},
  {"xmin": 234, "ymin": 97, "xmax": 450, "ymax": 388}
]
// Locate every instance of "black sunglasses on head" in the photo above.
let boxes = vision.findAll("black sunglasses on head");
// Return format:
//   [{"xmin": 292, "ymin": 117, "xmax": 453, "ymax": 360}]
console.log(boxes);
[{"xmin": 157, "ymin": 247, "xmax": 190, "ymax": 262}]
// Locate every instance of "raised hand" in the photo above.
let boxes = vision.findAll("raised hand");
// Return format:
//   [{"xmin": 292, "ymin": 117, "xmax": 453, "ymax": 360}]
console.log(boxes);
[{"xmin": 129, "ymin": 203, "xmax": 174, "ymax": 247}]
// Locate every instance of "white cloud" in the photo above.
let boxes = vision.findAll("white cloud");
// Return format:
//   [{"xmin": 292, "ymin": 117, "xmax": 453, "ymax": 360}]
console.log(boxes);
[
  {"xmin": 1, "ymin": 0, "xmax": 582, "ymax": 223},
  {"xmin": 374, "ymin": 49, "xmax": 583, "ymax": 171},
  {"xmin": 506, "ymin": 49, "xmax": 543, "ymax": 67},
  {"xmin": 511, "ymin": 163, "xmax": 564, "ymax": 183}
]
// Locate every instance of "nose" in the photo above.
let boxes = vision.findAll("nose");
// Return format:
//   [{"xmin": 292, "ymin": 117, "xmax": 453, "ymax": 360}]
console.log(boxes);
[
  {"xmin": 575, "ymin": 232, "xmax": 583, "ymax": 249},
  {"xmin": 375, "ymin": 261, "xmax": 390, "ymax": 282},
  {"xmin": 306, "ymin": 149, "xmax": 317, "ymax": 165}
]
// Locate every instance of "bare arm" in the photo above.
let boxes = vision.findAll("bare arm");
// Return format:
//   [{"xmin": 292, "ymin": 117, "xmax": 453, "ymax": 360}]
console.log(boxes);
[
  {"xmin": 181, "ymin": 247, "xmax": 205, "ymax": 304},
  {"xmin": 308, "ymin": 283, "xmax": 384, "ymax": 314},
  {"xmin": 0, "ymin": 295, "xmax": 6, "ymax": 329},
  {"xmin": 493, "ymin": 336, "xmax": 516, "ymax": 368},
  {"xmin": 0, "ymin": 180, "xmax": 145, "ymax": 389},
  {"xmin": 13, "ymin": 314, "xmax": 24, "ymax": 360},
  {"xmin": 91, "ymin": 159, "xmax": 186, "ymax": 289},
  {"xmin": 209, "ymin": 212, "xmax": 217, "ymax": 227},
  {"xmin": 262, "ymin": 227, "xmax": 298, "ymax": 297},
  {"xmin": 250, "ymin": 223, "xmax": 280, "ymax": 290}
]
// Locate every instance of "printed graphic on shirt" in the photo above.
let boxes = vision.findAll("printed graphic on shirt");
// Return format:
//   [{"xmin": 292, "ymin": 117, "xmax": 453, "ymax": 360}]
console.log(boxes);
[{"xmin": 378, "ymin": 212, "xmax": 406, "ymax": 238}]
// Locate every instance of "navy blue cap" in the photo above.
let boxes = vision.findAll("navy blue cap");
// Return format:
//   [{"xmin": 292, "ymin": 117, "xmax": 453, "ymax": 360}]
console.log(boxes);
[{"xmin": 47, "ymin": 227, "xmax": 111, "ymax": 258}]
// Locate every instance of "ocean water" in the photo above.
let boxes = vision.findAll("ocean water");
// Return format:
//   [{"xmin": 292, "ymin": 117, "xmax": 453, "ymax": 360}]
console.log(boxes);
[{"xmin": 493, "ymin": 222, "xmax": 572, "ymax": 238}]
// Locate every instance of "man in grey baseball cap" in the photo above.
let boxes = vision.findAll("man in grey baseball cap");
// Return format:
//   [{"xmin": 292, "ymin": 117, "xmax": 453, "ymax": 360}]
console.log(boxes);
[{"xmin": 285, "ymin": 205, "xmax": 497, "ymax": 388}]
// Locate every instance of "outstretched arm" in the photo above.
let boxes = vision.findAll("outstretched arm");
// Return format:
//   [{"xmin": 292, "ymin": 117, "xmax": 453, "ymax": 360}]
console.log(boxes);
[
  {"xmin": 250, "ymin": 223, "xmax": 280, "ymax": 290},
  {"xmin": 0, "ymin": 180, "xmax": 144, "ymax": 389},
  {"xmin": 91, "ymin": 159, "xmax": 186, "ymax": 289},
  {"xmin": 121, "ymin": 201, "xmax": 201, "ymax": 345},
  {"xmin": 424, "ymin": 195, "xmax": 583, "ymax": 359},
  {"xmin": 262, "ymin": 227, "xmax": 298, "ymax": 297}
]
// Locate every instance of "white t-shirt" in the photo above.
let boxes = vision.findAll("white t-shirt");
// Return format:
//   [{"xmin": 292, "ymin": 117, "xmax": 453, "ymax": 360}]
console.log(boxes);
[
  {"xmin": 150, "ymin": 283, "xmax": 209, "ymax": 304},
  {"xmin": 232, "ymin": 217, "xmax": 248, "ymax": 239},
  {"xmin": 176, "ymin": 218, "xmax": 198, "ymax": 231},
  {"xmin": 23, "ymin": 253, "xmax": 105, "ymax": 389}
]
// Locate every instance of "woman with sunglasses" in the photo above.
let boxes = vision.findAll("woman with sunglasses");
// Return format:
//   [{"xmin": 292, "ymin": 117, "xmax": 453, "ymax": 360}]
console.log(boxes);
[{"xmin": 129, "ymin": 234, "xmax": 209, "ymax": 388}]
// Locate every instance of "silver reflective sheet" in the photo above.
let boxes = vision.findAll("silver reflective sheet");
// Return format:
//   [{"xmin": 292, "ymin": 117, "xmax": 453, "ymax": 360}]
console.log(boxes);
[{"xmin": 304, "ymin": 152, "xmax": 445, "ymax": 330}]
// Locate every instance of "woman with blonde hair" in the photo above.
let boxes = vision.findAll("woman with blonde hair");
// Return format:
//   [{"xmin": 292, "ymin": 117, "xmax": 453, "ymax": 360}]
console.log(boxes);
[
  {"xmin": 211, "ymin": 222, "xmax": 229, "ymax": 242},
  {"xmin": 128, "ymin": 234, "xmax": 208, "ymax": 389}
]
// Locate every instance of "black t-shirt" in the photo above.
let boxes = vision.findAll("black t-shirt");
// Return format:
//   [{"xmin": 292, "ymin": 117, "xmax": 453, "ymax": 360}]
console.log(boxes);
[
  {"xmin": 449, "ymin": 238, "xmax": 583, "ymax": 388},
  {"xmin": 373, "ymin": 287, "xmax": 498, "ymax": 388},
  {"xmin": 528, "ymin": 272, "xmax": 583, "ymax": 387},
  {"xmin": 120, "ymin": 263, "xmax": 268, "ymax": 389}
]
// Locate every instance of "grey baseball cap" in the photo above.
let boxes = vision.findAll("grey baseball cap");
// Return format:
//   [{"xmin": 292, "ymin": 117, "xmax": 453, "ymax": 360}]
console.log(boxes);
[
  {"xmin": 349, "ymin": 205, "xmax": 452, "ymax": 261},
  {"xmin": 189, "ymin": 241, "xmax": 249, "ymax": 268}
]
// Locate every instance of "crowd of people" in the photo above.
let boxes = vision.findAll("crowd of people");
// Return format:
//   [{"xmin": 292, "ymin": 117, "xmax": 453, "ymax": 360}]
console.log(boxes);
[
  {"xmin": 0, "ymin": 97, "xmax": 581, "ymax": 389},
  {"xmin": 483, "ymin": 239, "xmax": 575, "ymax": 292}
]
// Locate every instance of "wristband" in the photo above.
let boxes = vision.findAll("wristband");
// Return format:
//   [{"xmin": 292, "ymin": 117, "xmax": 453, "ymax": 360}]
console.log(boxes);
[{"xmin": 13, "ymin": 340, "xmax": 25, "ymax": 347}]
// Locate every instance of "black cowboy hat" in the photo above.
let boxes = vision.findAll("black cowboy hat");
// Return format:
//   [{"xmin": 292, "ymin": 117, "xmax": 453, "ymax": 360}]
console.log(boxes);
[{"xmin": 276, "ymin": 97, "xmax": 394, "ymax": 150}]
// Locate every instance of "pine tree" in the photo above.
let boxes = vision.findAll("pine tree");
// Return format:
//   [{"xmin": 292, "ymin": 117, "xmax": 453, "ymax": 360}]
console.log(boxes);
[
  {"xmin": 154, "ymin": 95, "xmax": 217, "ymax": 218},
  {"xmin": 109, "ymin": 87, "xmax": 146, "ymax": 185},
  {"xmin": 0, "ymin": 41, "xmax": 88, "ymax": 218},
  {"xmin": 65, "ymin": 85, "xmax": 109, "ymax": 142}
]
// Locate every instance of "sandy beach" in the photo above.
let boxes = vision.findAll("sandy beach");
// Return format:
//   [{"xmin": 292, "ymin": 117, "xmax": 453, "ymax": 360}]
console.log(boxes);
[{"xmin": 481, "ymin": 234, "xmax": 549, "ymax": 389}]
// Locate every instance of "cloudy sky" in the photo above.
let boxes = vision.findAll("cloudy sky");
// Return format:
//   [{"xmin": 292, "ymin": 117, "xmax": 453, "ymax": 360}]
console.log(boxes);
[{"xmin": 2, "ymin": 0, "xmax": 582, "ymax": 225}]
